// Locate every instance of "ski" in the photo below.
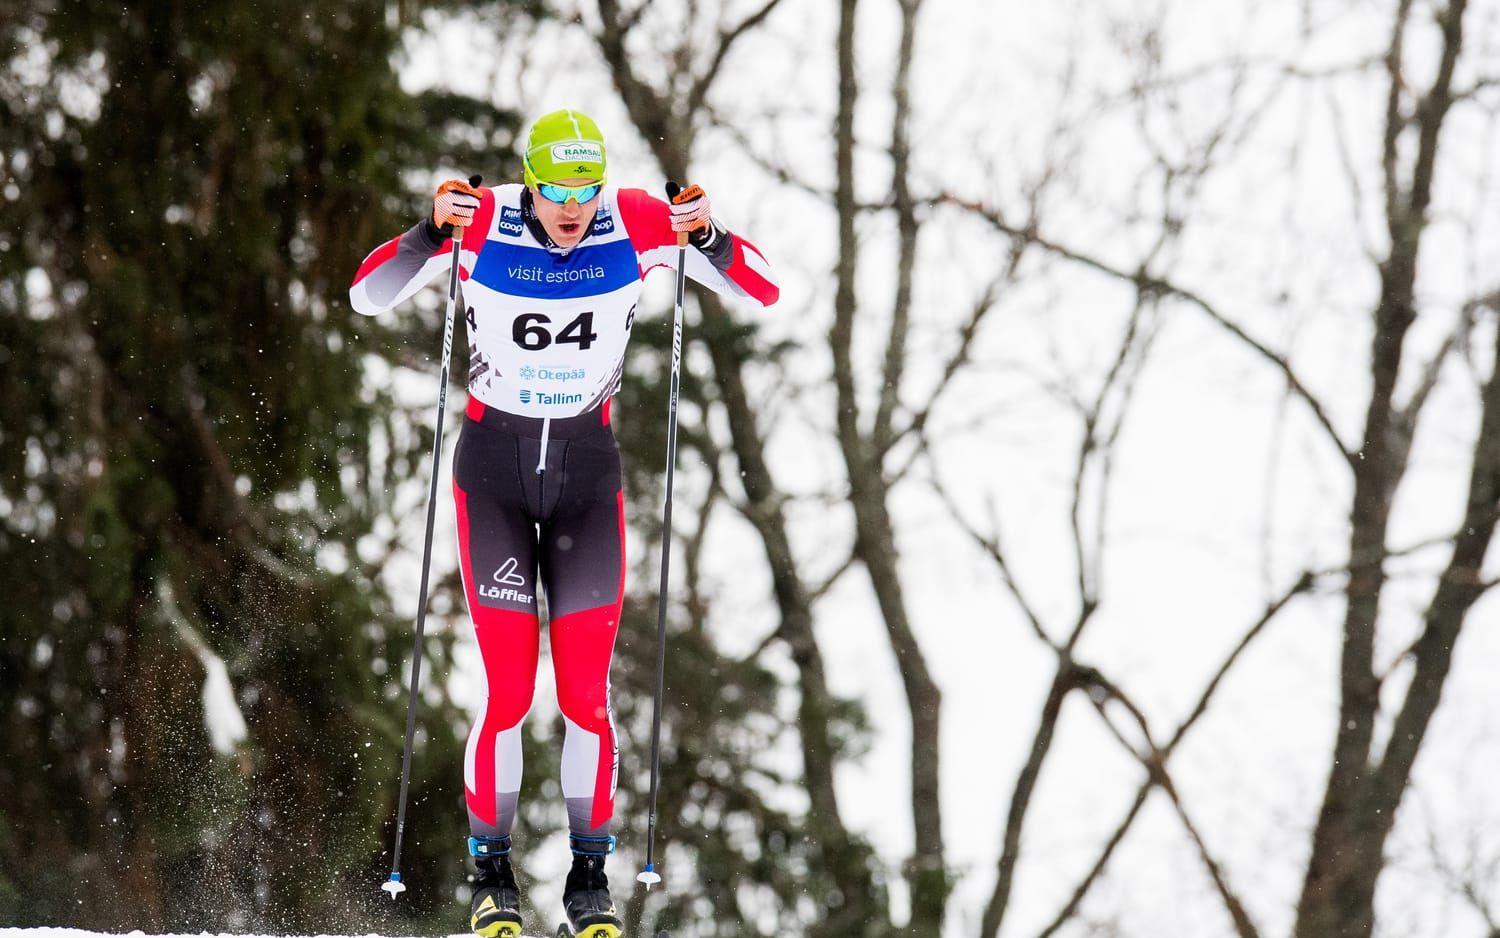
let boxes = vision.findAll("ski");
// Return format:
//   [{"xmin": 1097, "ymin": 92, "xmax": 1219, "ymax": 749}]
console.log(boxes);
[{"xmin": 554, "ymin": 924, "xmax": 622, "ymax": 938}]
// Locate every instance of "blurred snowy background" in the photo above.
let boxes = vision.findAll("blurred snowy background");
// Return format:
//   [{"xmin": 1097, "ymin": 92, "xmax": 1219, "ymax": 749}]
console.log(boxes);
[{"xmin": 4, "ymin": 1, "xmax": 1500, "ymax": 936}]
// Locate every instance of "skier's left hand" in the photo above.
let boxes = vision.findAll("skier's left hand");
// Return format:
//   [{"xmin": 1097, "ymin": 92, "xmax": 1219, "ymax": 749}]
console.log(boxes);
[{"xmin": 665, "ymin": 181, "xmax": 724, "ymax": 251}]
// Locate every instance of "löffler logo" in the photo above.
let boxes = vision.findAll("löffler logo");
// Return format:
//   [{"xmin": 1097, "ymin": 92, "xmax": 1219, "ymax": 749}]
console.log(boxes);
[{"xmin": 479, "ymin": 557, "xmax": 533, "ymax": 604}]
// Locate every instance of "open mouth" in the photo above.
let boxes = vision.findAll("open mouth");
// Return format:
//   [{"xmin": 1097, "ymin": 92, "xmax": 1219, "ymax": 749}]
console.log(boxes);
[{"xmin": 558, "ymin": 222, "xmax": 581, "ymax": 237}]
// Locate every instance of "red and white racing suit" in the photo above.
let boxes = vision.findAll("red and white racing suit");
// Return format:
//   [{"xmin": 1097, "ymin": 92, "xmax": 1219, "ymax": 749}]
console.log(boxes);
[{"xmin": 350, "ymin": 183, "xmax": 777, "ymax": 847}]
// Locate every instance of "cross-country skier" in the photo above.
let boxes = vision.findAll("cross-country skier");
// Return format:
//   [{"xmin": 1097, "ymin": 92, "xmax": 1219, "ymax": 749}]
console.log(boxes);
[{"xmin": 349, "ymin": 109, "xmax": 779, "ymax": 938}]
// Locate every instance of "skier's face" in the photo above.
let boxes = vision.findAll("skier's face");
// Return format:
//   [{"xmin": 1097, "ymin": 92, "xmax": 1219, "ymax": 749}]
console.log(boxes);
[{"xmin": 531, "ymin": 177, "xmax": 600, "ymax": 249}]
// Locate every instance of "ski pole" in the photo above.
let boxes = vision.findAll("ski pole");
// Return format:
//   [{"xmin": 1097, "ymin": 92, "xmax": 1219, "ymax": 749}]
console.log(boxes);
[
  {"xmin": 383, "ymin": 174, "xmax": 480, "ymax": 899},
  {"xmin": 637, "ymin": 223, "xmax": 690, "ymax": 891}
]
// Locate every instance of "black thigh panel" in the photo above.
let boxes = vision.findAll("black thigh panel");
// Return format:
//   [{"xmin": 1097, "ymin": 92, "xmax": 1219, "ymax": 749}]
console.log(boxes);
[{"xmin": 454, "ymin": 405, "xmax": 622, "ymax": 620}]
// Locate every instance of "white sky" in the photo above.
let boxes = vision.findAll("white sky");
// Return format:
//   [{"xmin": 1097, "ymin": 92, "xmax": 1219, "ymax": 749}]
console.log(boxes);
[{"xmin": 381, "ymin": 1, "xmax": 1500, "ymax": 935}]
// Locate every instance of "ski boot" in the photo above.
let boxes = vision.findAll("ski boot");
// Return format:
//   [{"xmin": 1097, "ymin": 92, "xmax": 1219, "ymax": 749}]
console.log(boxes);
[
  {"xmin": 469, "ymin": 836, "xmax": 523, "ymax": 938},
  {"xmin": 558, "ymin": 836, "xmax": 622, "ymax": 938}
]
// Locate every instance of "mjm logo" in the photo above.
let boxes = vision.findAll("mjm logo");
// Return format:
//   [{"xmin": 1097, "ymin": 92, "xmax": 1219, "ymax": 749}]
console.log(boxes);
[
  {"xmin": 551, "ymin": 143, "xmax": 602, "ymax": 163},
  {"xmin": 499, "ymin": 205, "xmax": 523, "ymax": 235}
]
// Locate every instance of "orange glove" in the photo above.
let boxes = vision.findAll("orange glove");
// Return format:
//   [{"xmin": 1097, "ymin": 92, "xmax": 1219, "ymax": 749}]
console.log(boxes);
[
  {"xmin": 665, "ymin": 181, "xmax": 724, "ymax": 251},
  {"xmin": 433, "ymin": 177, "xmax": 482, "ymax": 233},
  {"xmin": 666, "ymin": 182, "xmax": 711, "ymax": 234}
]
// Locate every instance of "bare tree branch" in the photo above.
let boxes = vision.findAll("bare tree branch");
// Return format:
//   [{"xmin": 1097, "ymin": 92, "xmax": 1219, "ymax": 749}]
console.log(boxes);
[
  {"xmin": 1380, "ymin": 0, "xmax": 1416, "ymax": 223},
  {"xmin": 884, "ymin": 272, "xmax": 1007, "ymax": 459},
  {"xmin": 1394, "ymin": 300, "xmax": 1474, "ymax": 435},
  {"xmin": 807, "ymin": 549, "xmax": 860, "ymax": 603},
  {"xmin": 1159, "ymin": 770, "xmax": 1263, "ymax": 938},
  {"xmin": 681, "ymin": 443, "xmax": 724, "ymax": 637},
  {"xmin": 1324, "ymin": 89, "xmax": 1383, "ymax": 264},
  {"xmin": 1387, "ymin": 289, "xmax": 1497, "ymax": 507},
  {"xmin": 872, "ymin": 0, "xmax": 920, "ymax": 455},
  {"xmin": 983, "ymin": 664, "xmax": 1074, "ymax": 936},
  {"xmin": 1426, "ymin": 803, "xmax": 1500, "ymax": 936},
  {"xmin": 1092, "ymin": 53, "xmax": 1381, "ymax": 110},
  {"xmin": 1033, "ymin": 572, "xmax": 1315, "ymax": 933},
  {"xmin": 1065, "ymin": 293, "xmax": 1156, "ymax": 643},
  {"xmin": 700, "ymin": 107, "xmax": 832, "ymax": 200},
  {"xmin": 686, "ymin": 0, "xmax": 787, "ymax": 118},
  {"xmin": 940, "ymin": 193, "xmax": 1358, "ymax": 469},
  {"xmin": 1453, "ymin": 74, "xmax": 1500, "ymax": 103},
  {"xmin": 1372, "ymin": 300, "xmax": 1500, "ymax": 824},
  {"xmin": 928, "ymin": 469, "xmax": 1053, "ymax": 648},
  {"xmin": 617, "ymin": 0, "xmax": 649, "ymax": 35},
  {"xmin": 1034, "ymin": 782, "xmax": 1152, "ymax": 938},
  {"xmin": 1082, "ymin": 673, "xmax": 1262, "ymax": 938}
]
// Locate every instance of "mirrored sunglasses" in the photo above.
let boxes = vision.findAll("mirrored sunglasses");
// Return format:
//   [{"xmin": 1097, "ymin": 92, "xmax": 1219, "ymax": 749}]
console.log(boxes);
[{"xmin": 537, "ymin": 182, "xmax": 602, "ymax": 205}]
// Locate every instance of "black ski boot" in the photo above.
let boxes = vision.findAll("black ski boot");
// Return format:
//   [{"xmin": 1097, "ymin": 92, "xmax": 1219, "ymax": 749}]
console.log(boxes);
[
  {"xmin": 469, "ymin": 837, "xmax": 523, "ymax": 938},
  {"xmin": 560, "ymin": 846, "xmax": 622, "ymax": 938}
]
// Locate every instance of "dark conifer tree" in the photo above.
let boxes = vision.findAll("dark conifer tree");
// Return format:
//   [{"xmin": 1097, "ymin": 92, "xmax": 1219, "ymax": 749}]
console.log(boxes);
[
  {"xmin": 0, "ymin": 2, "xmax": 857, "ymax": 934},
  {"xmin": 0, "ymin": 1, "xmax": 521, "ymax": 931}
]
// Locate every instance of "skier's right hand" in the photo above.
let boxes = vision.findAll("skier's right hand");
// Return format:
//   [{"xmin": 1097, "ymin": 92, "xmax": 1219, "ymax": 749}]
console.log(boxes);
[{"xmin": 433, "ymin": 178, "xmax": 482, "ymax": 234}]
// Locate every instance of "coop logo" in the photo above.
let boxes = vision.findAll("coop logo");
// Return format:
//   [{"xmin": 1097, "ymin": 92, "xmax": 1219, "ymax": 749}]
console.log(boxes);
[
  {"xmin": 552, "ymin": 143, "xmax": 603, "ymax": 164},
  {"xmin": 591, "ymin": 206, "xmax": 615, "ymax": 235},
  {"xmin": 499, "ymin": 206, "xmax": 523, "ymax": 236},
  {"xmin": 519, "ymin": 389, "xmax": 584, "ymax": 406},
  {"xmin": 479, "ymin": 556, "xmax": 533, "ymax": 604}
]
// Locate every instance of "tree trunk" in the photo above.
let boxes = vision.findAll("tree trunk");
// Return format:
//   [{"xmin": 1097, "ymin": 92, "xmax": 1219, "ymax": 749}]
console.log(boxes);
[
  {"xmin": 590, "ymin": 3, "xmax": 885, "ymax": 925},
  {"xmin": 831, "ymin": 0, "xmax": 947, "ymax": 931},
  {"xmin": 1295, "ymin": 2, "xmax": 1471, "ymax": 934}
]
